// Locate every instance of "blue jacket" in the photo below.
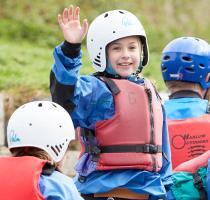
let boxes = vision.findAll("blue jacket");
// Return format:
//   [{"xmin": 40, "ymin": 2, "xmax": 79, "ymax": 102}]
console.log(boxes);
[
  {"xmin": 164, "ymin": 97, "xmax": 208, "ymax": 120},
  {"xmin": 50, "ymin": 43, "xmax": 173, "ymax": 199},
  {"xmin": 40, "ymin": 171, "xmax": 84, "ymax": 200}
]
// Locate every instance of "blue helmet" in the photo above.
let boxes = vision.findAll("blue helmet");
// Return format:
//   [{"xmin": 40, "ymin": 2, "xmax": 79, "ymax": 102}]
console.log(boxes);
[{"xmin": 161, "ymin": 37, "xmax": 210, "ymax": 89}]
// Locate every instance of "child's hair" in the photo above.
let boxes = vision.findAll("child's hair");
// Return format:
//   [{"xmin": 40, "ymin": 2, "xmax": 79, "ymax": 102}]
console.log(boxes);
[
  {"xmin": 11, "ymin": 147, "xmax": 52, "ymax": 161},
  {"xmin": 165, "ymin": 81, "xmax": 203, "ymax": 94},
  {"xmin": 10, "ymin": 146, "xmax": 61, "ymax": 170}
]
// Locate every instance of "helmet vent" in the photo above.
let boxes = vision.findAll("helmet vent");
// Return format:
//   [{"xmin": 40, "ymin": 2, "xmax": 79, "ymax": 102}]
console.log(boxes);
[
  {"xmin": 51, "ymin": 146, "xmax": 59, "ymax": 156},
  {"xmin": 59, "ymin": 125, "xmax": 62, "ymax": 128},
  {"xmin": 185, "ymin": 66, "xmax": 194, "ymax": 73},
  {"xmin": 162, "ymin": 66, "xmax": 167, "ymax": 72},
  {"xmin": 93, "ymin": 52, "xmax": 102, "ymax": 67},
  {"xmin": 104, "ymin": 13, "xmax": 108, "ymax": 18},
  {"xmin": 55, "ymin": 145, "xmax": 61, "ymax": 152},
  {"xmin": 52, "ymin": 103, "xmax": 57, "ymax": 108},
  {"xmin": 93, "ymin": 61, "xmax": 101, "ymax": 66},
  {"xmin": 182, "ymin": 56, "xmax": 192, "ymax": 62},
  {"xmin": 38, "ymin": 103, "xmax": 42, "ymax": 107},
  {"xmin": 163, "ymin": 55, "xmax": 170, "ymax": 60},
  {"xmin": 113, "ymin": 31, "xmax": 116, "ymax": 33},
  {"xmin": 29, "ymin": 123, "xmax": 32, "ymax": 126},
  {"xmin": 119, "ymin": 11, "xmax": 125, "ymax": 14},
  {"xmin": 199, "ymin": 64, "xmax": 205, "ymax": 69}
]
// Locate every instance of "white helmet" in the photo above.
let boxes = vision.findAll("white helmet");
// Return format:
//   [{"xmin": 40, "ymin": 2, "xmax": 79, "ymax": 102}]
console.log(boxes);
[
  {"xmin": 7, "ymin": 101, "xmax": 75, "ymax": 162},
  {"xmin": 87, "ymin": 9, "xmax": 149, "ymax": 72}
]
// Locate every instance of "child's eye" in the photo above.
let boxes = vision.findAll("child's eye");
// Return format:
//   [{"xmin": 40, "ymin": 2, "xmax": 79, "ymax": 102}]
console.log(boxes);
[
  {"xmin": 129, "ymin": 46, "xmax": 137, "ymax": 50},
  {"xmin": 112, "ymin": 46, "xmax": 121, "ymax": 51}
]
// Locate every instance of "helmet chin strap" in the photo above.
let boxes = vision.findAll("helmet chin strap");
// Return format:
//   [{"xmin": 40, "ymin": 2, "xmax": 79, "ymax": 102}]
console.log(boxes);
[
  {"xmin": 106, "ymin": 61, "xmax": 118, "ymax": 76},
  {"xmin": 135, "ymin": 45, "xmax": 144, "ymax": 75}
]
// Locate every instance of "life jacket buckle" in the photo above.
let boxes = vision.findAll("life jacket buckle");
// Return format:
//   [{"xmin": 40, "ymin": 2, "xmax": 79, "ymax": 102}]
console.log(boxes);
[
  {"xmin": 91, "ymin": 146, "xmax": 101, "ymax": 155},
  {"xmin": 143, "ymin": 144, "xmax": 158, "ymax": 154}
]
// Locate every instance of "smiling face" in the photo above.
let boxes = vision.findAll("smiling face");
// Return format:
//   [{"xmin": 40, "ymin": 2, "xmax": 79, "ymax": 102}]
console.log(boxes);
[{"xmin": 107, "ymin": 36, "xmax": 142, "ymax": 77}]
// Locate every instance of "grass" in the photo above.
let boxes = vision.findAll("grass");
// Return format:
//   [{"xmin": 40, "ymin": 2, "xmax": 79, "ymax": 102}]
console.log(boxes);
[
  {"xmin": 0, "ymin": 39, "xmax": 166, "ymax": 98},
  {"xmin": 1, "ymin": 0, "xmax": 209, "ymax": 96}
]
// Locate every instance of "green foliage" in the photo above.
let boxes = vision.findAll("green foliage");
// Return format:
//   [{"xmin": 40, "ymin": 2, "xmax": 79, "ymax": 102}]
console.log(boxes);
[
  {"xmin": 0, "ymin": 0, "xmax": 209, "ymax": 94},
  {"xmin": 0, "ymin": 40, "xmax": 94, "ymax": 94},
  {"xmin": 0, "ymin": 41, "xmax": 52, "ymax": 92}
]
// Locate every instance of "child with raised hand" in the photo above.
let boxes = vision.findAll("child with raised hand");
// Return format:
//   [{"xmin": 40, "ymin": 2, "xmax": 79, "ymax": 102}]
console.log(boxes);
[
  {"xmin": 0, "ymin": 101, "xmax": 84, "ymax": 200},
  {"xmin": 50, "ymin": 5, "xmax": 172, "ymax": 200}
]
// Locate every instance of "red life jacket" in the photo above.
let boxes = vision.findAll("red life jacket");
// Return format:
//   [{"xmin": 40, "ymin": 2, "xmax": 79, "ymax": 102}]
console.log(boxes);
[
  {"xmin": 0, "ymin": 156, "xmax": 47, "ymax": 200},
  {"xmin": 80, "ymin": 78, "xmax": 163, "ymax": 172},
  {"xmin": 168, "ymin": 114, "xmax": 210, "ymax": 169}
]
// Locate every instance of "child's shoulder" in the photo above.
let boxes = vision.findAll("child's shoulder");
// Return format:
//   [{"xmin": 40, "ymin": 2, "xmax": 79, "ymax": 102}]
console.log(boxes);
[
  {"xmin": 40, "ymin": 171, "xmax": 83, "ymax": 199},
  {"xmin": 40, "ymin": 170, "xmax": 74, "ymax": 191}
]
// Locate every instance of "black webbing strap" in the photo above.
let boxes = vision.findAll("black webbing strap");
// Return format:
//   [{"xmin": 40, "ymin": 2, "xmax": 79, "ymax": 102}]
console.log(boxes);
[
  {"xmin": 81, "ymin": 194, "xmax": 134, "ymax": 200},
  {"xmin": 82, "ymin": 128, "xmax": 101, "ymax": 162},
  {"xmin": 101, "ymin": 77, "xmax": 121, "ymax": 95},
  {"xmin": 206, "ymin": 103, "xmax": 210, "ymax": 114},
  {"xmin": 193, "ymin": 172, "xmax": 207, "ymax": 200},
  {"xmin": 41, "ymin": 162, "xmax": 56, "ymax": 176},
  {"xmin": 85, "ymin": 144, "xmax": 162, "ymax": 154}
]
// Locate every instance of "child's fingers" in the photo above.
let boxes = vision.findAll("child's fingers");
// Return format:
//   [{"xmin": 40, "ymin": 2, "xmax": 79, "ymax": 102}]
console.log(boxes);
[
  {"xmin": 58, "ymin": 14, "xmax": 64, "ymax": 29},
  {"xmin": 74, "ymin": 7, "xmax": 80, "ymax": 20},
  {"xmin": 62, "ymin": 8, "xmax": 68, "ymax": 24},
  {"xmin": 82, "ymin": 19, "xmax": 89, "ymax": 36},
  {"xmin": 68, "ymin": 5, "xmax": 73, "ymax": 21}
]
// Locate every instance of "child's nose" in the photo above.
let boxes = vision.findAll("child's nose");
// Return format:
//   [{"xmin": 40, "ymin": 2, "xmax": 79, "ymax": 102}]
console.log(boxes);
[{"xmin": 121, "ymin": 48, "xmax": 130, "ymax": 59}]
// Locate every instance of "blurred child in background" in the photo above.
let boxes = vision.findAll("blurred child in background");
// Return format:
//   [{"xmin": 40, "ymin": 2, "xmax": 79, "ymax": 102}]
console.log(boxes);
[{"xmin": 0, "ymin": 101, "xmax": 83, "ymax": 200}]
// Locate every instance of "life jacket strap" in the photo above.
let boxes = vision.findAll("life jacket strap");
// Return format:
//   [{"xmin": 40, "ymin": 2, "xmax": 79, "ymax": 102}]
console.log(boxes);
[
  {"xmin": 193, "ymin": 172, "xmax": 207, "ymax": 200},
  {"xmin": 99, "ymin": 144, "xmax": 162, "ymax": 154},
  {"xmin": 101, "ymin": 77, "xmax": 121, "ymax": 95},
  {"xmin": 85, "ymin": 144, "xmax": 162, "ymax": 154},
  {"xmin": 85, "ymin": 129, "xmax": 101, "ymax": 162},
  {"xmin": 206, "ymin": 103, "xmax": 210, "ymax": 114},
  {"xmin": 41, "ymin": 162, "xmax": 55, "ymax": 176}
]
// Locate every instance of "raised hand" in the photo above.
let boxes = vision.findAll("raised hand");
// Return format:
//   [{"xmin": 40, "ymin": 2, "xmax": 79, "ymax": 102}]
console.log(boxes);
[{"xmin": 58, "ymin": 5, "xmax": 88, "ymax": 44}]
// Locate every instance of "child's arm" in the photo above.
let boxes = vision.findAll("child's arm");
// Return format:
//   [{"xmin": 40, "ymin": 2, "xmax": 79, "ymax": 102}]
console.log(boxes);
[{"xmin": 50, "ymin": 6, "xmax": 114, "ymax": 129}]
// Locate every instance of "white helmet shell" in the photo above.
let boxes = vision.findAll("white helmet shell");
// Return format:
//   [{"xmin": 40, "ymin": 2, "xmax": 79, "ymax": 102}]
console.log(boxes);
[
  {"xmin": 7, "ymin": 101, "xmax": 75, "ymax": 162},
  {"xmin": 87, "ymin": 9, "xmax": 149, "ymax": 72}
]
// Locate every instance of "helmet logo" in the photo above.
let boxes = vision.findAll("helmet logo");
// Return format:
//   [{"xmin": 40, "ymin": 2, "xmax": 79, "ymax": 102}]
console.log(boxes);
[
  {"xmin": 9, "ymin": 130, "xmax": 21, "ymax": 143},
  {"xmin": 122, "ymin": 16, "xmax": 135, "ymax": 27},
  {"xmin": 169, "ymin": 73, "xmax": 183, "ymax": 79}
]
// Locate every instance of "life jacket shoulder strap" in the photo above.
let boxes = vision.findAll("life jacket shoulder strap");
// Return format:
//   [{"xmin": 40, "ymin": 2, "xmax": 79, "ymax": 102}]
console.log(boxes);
[
  {"xmin": 93, "ymin": 75, "xmax": 121, "ymax": 95},
  {"xmin": 193, "ymin": 172, "xmax": 207, "ymax": 200},
  {"xmin": 81, "ymin": 128, "xmax": 101, "ymax": 162},
  {"xmin": 41, "ymin": 162, "xmax": 56, "ymax": 176},
  {"xmin": 206, "ymin": 103, "xmax": 210, "ymax": 114}
]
